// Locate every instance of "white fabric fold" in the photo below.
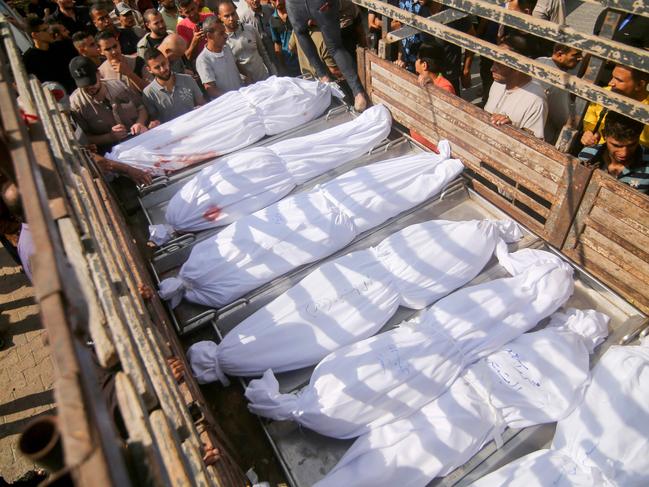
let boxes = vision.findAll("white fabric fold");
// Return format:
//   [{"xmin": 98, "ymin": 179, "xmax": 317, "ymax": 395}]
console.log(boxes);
[
  {"xmin": 154, "ymin": 105, "xmax": 392, "ymax": 243},
  {"xmin": 471, "ymin": 342, "xmax": 649, "ymax": 487},
  {"xmin": 315, "ymin": 308, "xmax": 610, "ymax": 487},
  {"xmin": 149, "ymin": 223, "xmax": 176, "ymax": 246},
  {"xmin": 107, "ymin": 77, "xmax": 341, "ymax": 174},
  {"xmin": 188, "ymin": 218, "xmax": 522, "ymax": 383},
  {"xmin": 159, "ymin": 147, "xmax": 464, "ymax": 308},
  {"xmin": 245, "ymin": 248, "xmax": 575, "ymax": 439}
]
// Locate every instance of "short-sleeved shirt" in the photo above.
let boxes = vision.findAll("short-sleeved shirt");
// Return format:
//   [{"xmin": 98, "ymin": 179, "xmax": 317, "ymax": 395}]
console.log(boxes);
[
  {"xmin": 159, "ymin": 7, "xmax": 179, "ymax": 32},
  {"xmin": 176, "ymin": 13, "xmax": 214, "ymax": 57},
  {"xmin": 532, "ymin": 0, "xmax": 565, "ymax": 24},
  {"xmin": 226, "ymin": 24, "xmax": 269, "ymax": 82},
  {"xmin": 142, "ymin": 73, "xmax": 202, "ymax": 123},
  {"xmin": 136, "ymin": 32, "xmax": 169, "ymax": 59},
  {"xmin": 484, "ymin": 80, "xmax": 548, "ymax": 140},
  {"xmin": 23, "ymin": 41, "xmax": 77, "ymax": 94},
  {"xmin": 583, "ymin": 87, "xmax": 649, "ymax": 148},
  {"xmin": 98, "ymin": 55, "xmax": 152, "ymax": 91},
  {"xmin": 196, "ymin": 45, "xmax": 242, "ymax": 94},
  {"xmin": 117, "ymin": 27, "xmax": 141, "ymax": 55},
  {"xmin": 70, "ymin": 79, "xmax": 142, "ymax": 136},
  {"xmin": 578, "ymin": 144, "xmax": 649, "ymax": 194}
]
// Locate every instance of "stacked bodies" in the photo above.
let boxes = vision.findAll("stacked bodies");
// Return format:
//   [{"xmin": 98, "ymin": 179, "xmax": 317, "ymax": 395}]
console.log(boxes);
[
  {"xmin": 107, "ymin": 77, "xmax": 344, "ymax": 174},
  {"xmin": 245, "ymin": 248, "xmax": 575, "ymax": 439},
  {"xmin": 188, "ymin": 219, "xmax": 522, "ymax": 385},
  {"xmin": 315, "ymin": 309, "xmax": 609, "ymax": 487},
  {"xmin": 158, "ymin": 141, "xmax": 463, "ymax": 308},
  {"xmin": 149, "ymin": 105, "xmax": 392, "ymax": 245},
  {"xmin": 472, "ymin": 341, "xmax": 649, "ymax": 486}
]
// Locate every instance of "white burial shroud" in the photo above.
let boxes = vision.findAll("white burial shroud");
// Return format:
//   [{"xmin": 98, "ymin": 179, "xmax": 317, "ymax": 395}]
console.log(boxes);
[
  {"xmin": 471, "ymin": 341, "xmax": 649, "ymax": 487},
  {"xmin": 149, "ymin": 105, "xmax": 392, "ymax": 245},
  {"xmin": 158, "ymin": 141, "xmax": 464, "ymax": 309},
  {"xmin": 245, "ymin": 248, "xmax": 575, "ymax": 439},
  {"xmin": 106, "ymin": 76, "xmax": 344, "ymax": 174},
  {"xmin": 187, "ymin": 218, "xmax": 523, "ymax": 385},
  {"xmin": 315, "ymin": 308, "xmax": 610, "ymax": 487}
]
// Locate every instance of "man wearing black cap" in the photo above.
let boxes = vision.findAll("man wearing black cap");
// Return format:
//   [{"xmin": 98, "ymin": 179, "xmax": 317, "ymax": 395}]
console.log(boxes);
[{"xmin": 69, "ymin": 56, "xmax": 155, "ymax": 154}]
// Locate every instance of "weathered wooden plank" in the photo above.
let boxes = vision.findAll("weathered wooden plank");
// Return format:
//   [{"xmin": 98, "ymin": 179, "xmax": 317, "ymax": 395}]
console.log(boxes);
[
  {"xmin": 58, "ymin": 218, "xmax": 118, "ymax": 368},
  {"xmin": 181, "ymin": 440, "xmax": 214, "ymax": 487},
  {"xmin": 469, "ymin": 179, "xmax": 547, "ymax": 235},
  {"xmin": 580, "ymin": 225, "xmax": 649, "ymax": 284},
  {"xmin": 564, "ymin": 242, "xmax": 649, "ymax": 315},
  {"xmin": 149, "ymin": 410, "xmax": 195, "ymax": 487},
  {"xmin": 586, "ymin": 212, "xmax": 649, "ymax": 264},
  {"xmin": 428, "ymin": 0, "xmax": 649, "ymax": 73},
  {"xmin": 114, "ymin": 373, "xmax": 171, "ymax": 487},
  {"xmin": 371, "ymin": 59, "xmax": 568, "ymax": 180},
  {"xmin": 354, "ymin": 0, "xmax": 649, "ymax": 125},
  {"xmin": 595, "ymin": 190, "xmax": 649, "ymax": 239},
  {"xmin": 386, "ymin": 8, "xmax": 468, "ymax": 43},
  {"xmin": 370, "ymin": 80, "xmax": 561, "ymax": 198},
  {"xmin": 541, "ymin": 159, "xmax": 593, "ymax": 249}
]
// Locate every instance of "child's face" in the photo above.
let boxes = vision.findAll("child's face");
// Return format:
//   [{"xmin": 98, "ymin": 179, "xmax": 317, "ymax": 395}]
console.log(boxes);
[{"xmin": 415, "ymin": 58, "xmax": 425, "ymax": 75}]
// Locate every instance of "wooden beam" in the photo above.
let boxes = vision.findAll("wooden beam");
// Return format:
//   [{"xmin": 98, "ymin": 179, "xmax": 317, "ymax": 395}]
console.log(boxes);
[
  {"xmin": 352, "ymin": 0, "xmax": 649, "ymax": 125},
  {"xmin": 386, "ymin": 8, "xmax": 468, "ymax": 43},
  {"xmin": 402, "ymin": 0, "xmax": 649, "ymax": 74}
]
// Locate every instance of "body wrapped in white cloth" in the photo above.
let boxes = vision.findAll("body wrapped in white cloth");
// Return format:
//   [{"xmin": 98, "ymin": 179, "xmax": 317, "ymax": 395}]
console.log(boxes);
[
  {"xmin": 158, "ymin": 141, "xmax": 464, "ymax": 308},
  {"xmin": 471, "ymin": 340, "xmax": 649, "ymax": 487},
  {"xmin": 188, "ymin": 218, "xmax": 522, "ymax": 385},
  {"xmin": 106, "ymin": 77, "xmax": 344, "ymax": 174},
  {"xmin": 149, "ymin": 105, "xmax": 392, "ymax": 245},
  {"xmin": 245, "ymin": 248, "xmax": 575, "ymax": 439},
  {"xmin": 315, "ymin": 309, "xmax": 609, "ymax": 487}
]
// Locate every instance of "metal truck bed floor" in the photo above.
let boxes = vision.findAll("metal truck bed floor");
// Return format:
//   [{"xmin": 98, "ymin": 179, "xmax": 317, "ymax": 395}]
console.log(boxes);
[{"xmin": 204, "ymin": 186, "xmax": 644, "ymax": 487}]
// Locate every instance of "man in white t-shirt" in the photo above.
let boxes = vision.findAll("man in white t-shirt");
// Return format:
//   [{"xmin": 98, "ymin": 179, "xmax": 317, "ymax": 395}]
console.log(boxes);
[
  {"xmin": 484, "ymin": 33, "xmax": 548, "ymax": 139},
  {"xmin": 196, "ymin": 16, "xmax": 243, "ymax": 99}
]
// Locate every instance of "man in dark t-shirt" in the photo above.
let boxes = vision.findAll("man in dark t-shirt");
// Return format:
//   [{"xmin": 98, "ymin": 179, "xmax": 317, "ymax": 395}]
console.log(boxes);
[
  {"xmin": 23, "ymin": 17, "xmax": 76, "ymax": 93},
  {"xmin": 50, "ymin": 0, "xmax": 92, "ymax": 35}
]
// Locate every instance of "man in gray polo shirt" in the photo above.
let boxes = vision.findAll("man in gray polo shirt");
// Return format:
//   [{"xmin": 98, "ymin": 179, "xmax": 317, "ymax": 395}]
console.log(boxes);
[
  {"xmin": 196, "ymin": 17, "xmax": 242, "ymax": 99},
  {"xmin": 142, "ymin": 48, "xmax": 205, "ymax": 123},
  {"xmin": 218, "ymin": 0, "xmax": 275, "ymax": 82}
]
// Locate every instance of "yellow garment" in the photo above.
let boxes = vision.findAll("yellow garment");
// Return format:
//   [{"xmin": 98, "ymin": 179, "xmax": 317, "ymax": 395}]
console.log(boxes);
[{"xmin": 583, "ymin": 87, "xmax": 649, "ymax": 147}]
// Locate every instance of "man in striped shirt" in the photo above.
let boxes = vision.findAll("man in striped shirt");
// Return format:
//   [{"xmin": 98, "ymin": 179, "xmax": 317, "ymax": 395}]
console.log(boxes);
[{"xmin": 578, "ymin": 111, "xmax": 649, "ymax": 194}]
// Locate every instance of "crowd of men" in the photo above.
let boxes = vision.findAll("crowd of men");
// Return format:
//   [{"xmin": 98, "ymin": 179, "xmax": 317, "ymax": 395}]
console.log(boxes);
[
  {"xmin": 12, "ymin": 0, "xmax": 648, "ymax": 194},
  {"xmin": 2, "ymin": 0, "xmax": 649, "ymax": 284}
]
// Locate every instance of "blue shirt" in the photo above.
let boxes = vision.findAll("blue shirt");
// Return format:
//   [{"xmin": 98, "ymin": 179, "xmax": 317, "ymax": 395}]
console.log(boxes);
[
  {"xmin": 270, "ymin": 10, "xmax": 300, "ymax": 76},
  {"xmin": 578, "ymin": 144, "xmax": 649, "ymax": 194}
]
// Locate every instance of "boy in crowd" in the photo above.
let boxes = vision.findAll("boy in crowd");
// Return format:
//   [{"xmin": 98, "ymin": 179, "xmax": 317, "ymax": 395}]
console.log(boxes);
[
  {"xmin": 176, "ymin": 0, "xmax": 214, "ymax": 60},
  {"xmin": 578, "ymin": 111, "xmax": 649, "ymax": 194},
  {"xmin": 96, "ymin": 30, "xmax": 151, "ymax": 92}
]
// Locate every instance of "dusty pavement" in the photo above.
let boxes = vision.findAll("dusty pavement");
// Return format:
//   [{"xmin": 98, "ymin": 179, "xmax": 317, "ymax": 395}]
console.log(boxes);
[{"xmin": 0, "ymin": 247, "xmax": 55, "ymax": 483}]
